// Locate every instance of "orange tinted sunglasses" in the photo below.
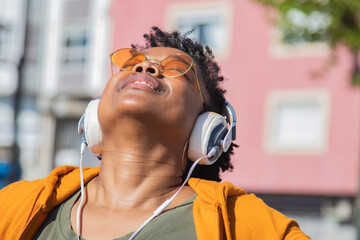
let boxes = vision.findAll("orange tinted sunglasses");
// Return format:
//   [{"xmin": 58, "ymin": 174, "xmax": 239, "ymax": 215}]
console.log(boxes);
[{"xmin": 109, "ymin": 48, "xmax": 204, "ymax": 103}]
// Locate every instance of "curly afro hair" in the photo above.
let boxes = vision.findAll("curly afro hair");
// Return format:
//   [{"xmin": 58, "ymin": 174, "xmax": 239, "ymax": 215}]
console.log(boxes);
[{"xmin": 133, "ymin": 26, "xmax": 238, "ymax": 182}]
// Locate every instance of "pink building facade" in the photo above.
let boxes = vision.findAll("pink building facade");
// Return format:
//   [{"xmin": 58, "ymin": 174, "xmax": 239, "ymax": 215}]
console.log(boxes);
[{"xmin": 109, "ymin": 0, "xmax": 360, "ymax": 196}]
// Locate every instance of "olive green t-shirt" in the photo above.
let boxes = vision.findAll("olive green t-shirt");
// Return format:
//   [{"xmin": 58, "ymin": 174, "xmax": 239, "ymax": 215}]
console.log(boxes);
[{"xmin": 34, "ymin": 190, "xmax": 197, "ymax": 240}]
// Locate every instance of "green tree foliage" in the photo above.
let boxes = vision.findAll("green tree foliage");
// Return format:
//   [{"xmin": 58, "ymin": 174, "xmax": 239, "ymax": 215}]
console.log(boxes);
[{"xmin": 254, "ymin": 0, "xmax": 360, "ymax": 84}]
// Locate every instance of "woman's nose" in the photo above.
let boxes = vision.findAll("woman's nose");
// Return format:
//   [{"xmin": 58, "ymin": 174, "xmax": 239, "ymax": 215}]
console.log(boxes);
[{"xmin": 132, "ymin": 61, "xmax": 161, "ymax": 77}]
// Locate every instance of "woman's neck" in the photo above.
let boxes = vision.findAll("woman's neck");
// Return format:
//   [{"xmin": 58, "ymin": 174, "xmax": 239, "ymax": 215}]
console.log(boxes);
[{"xmin": 86, "ymin": 134, "xmax": 192, "ymax": 211}]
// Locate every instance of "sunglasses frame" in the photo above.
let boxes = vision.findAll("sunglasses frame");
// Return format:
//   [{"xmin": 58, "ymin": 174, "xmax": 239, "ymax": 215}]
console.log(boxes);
[{"xmin": 109, "ymin": 48, "xmax": 204, "ymax": 103}]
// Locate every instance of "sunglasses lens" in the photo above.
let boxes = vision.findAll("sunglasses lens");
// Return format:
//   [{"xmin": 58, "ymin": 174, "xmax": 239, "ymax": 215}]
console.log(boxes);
[
  {"xmin": 160, "ymin": 54, "xmax": 193, "ymax": 77},
  {"xmin": 111, "ymin": 48, "xmax": 146, "ymax": 70}
]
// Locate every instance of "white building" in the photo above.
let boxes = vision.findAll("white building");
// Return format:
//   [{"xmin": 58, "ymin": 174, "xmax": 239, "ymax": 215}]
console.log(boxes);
[{"xmin": 5, "ymin": 0, "xmax": 112, "ymax": 180}]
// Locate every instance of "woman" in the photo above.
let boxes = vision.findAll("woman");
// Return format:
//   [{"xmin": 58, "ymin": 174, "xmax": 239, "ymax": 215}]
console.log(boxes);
[{"xmin": 0, "ymin": 27, "xmax": 310, "ymax": 240}]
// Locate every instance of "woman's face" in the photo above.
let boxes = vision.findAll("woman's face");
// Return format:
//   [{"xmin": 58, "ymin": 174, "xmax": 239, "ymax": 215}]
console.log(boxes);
[{"xmin": 98, "ymin": 47, "xmax": 210, "ymax": 142}]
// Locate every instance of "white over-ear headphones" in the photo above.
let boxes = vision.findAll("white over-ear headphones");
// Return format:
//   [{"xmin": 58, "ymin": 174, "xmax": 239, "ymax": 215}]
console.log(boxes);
[{"xmin": 78, "ymin": 98, "xmax": 236, "ymax": 165}]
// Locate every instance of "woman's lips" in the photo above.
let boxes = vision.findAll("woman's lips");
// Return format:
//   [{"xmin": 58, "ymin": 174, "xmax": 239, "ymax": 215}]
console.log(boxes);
[{"xmin": 121, "ymin": 74, "xmax": 161, "ymax": 92}]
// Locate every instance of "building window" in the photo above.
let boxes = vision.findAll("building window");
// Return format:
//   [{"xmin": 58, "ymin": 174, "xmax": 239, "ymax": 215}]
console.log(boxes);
[
  {"xmin": 41, "ymin": 0, "xmax": 110, "ymax": 97},
  {"xmin": 62, "ymin": 0, "xmax": 90, "ymax": 69},
  {"xmin": 62, "ymin": 29, "xmax": 89, "ymax": 70},
  {"xmin": 270, "ymin": 8, "xmax": 331, "ymax": 58},
  {"xmin": 281, "ymin": 9, "xmax": 330, "ymax": 45},
  {"xmin": 165, "ymin": 2, "xmax": 233, "ymax": 59},
  {"xmin": 177, "ymin": 16, "xmax": 223, "ymax": 51},
  {"xmin": 58, "ymin": 0, "xmax": 90, "ymax": 94},
  {"xmin": 264, "ymin": 90, "xmax": 330, "ymax": 154},
  {"xmin": 0, "ymin": 0, "xmax": 26, "ymax": 63},
  {"xmin": 273, "ymin": 102, "xmax": 323, "ymax": 147}
]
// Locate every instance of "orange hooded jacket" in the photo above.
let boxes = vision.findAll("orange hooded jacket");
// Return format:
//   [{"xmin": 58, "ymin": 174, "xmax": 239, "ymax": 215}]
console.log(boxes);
[{"xmin": 0, "ymin": 166, "xmax": 310, "ymax": 240}]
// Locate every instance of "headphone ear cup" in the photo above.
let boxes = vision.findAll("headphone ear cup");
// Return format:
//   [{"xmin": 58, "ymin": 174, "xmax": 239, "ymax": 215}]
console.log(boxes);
[
  {"xmin": 84, "ymin": 99, "xmax": 103, "ymax": 154},
  {"xmin": 188, "ymin": 112, "xmax": 227, "ymax": 165}
]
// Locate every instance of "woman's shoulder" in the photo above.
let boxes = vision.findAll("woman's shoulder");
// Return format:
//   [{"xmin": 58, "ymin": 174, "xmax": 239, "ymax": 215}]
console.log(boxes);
[
  {"xmin": 0, "ymin": 166, "xmax": 100, "ymax": 240},
  {"xmin": 0, "ymin": 165, "xmax": 100, "ymax": 209},
  {"xmin": 189, "ymin": 178, "xmax": 311, "ymax": 239}
]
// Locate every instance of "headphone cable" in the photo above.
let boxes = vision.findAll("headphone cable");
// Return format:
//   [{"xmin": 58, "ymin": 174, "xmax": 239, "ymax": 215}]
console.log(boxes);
[{"xmin": 76, "ymin": 141, "xmax": 87, "ymax": 240}]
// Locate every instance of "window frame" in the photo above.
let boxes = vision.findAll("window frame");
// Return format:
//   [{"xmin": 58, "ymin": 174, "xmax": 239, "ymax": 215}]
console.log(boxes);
[
  {"xmin": 264, "ymin": 89, "xmax": 331, "ymax": 154},
  {"xmin": 269, "ymin": 27, "xmax": 330, "ymax": 58},
  {"xmin": 165, "ymin": 1, "xmax": 233, "ymax": 60}
]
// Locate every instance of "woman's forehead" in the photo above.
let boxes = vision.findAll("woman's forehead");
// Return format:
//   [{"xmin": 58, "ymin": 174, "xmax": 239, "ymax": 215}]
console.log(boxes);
[{"xmin": 142, "ymin": 47, "xmax": 188, "ymax": 60}]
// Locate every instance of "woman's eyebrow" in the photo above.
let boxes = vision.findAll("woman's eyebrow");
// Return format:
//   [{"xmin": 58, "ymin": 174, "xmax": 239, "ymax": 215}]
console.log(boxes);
[
  {"xmin": 162, "ymin": 55, "xmax": 194, "ymax": 67},
  {"xmin": 174, "ymin": 55, "xmax": 196, "ymax": 73}
]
